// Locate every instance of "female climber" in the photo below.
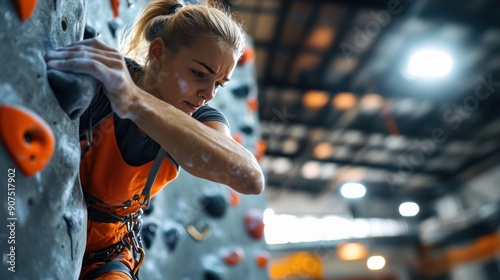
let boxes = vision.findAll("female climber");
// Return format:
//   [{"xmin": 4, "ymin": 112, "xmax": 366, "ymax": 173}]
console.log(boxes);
[{"xmin": 44, "ymin": 0, "xmax": 264, "ymax": 279}]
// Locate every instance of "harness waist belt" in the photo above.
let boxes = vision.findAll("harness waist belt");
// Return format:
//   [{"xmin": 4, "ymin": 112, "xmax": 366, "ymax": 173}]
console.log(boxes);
[{"xmin": 87, "ymin": 206, "xmax": 127, "ymax": 223}]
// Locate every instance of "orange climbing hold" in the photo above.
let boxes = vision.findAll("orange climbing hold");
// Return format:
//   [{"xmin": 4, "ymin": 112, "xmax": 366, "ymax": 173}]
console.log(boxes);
[
  {"xmin": 228, "ymin": 188, "xmax": 241, "ymax": 207},
  {"xmin": 244, "ymin": 208, "xmax": 265, "ymax": 240},
  {"xmin": 255, "ymin": 252, "xmax": 270, "ymax": 269},
  {"xmin": 232, "ymin": 132, "xmax": 243, "ymax": 144},
  {"xmin": 0, "ymin": 105, "xmax": 55, "ymax": 176},
  {"xmin": 254, "ymin": 139, "xmax": 267, "ymax": 161},
  {"xmin": 247, "ymin": 97, "xmax": 259, "ymax": 113},
  {"xmin": 110, "ymin": 0, "xmax": 120, "ymax": 18},
  {"xmin": 223, "ymin": 247, "xmax": 245, "ymax": 266},
  {"xmin": 238, "ymin": 45, "xmax": 255, "ymax": 65},
  {"xmin": 13, "ymin": 0, "xmax": 38, "ymax": 21}
]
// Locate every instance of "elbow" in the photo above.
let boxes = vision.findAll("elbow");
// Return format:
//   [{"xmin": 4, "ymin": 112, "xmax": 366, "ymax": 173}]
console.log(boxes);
[
  {"xmin": 239, "ymin": 168, "xmax": 265, "ymax": 195},
  {"xmin": 248, "ymin": 177, "xmax": 265, "ymax": 195}
]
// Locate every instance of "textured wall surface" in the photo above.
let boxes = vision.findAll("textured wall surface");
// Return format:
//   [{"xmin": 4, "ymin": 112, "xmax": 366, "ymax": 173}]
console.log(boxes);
[
  {"xmin": 0, "ymin": 1, "xmax": 267, "ymax": 279},
  {"xmin": 0, "ymin": 1, "xmax": 87, "ymax": 279}
]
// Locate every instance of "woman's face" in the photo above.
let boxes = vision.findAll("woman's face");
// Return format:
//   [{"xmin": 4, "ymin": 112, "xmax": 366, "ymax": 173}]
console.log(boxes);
[{"xmin": 153, "ymin": 38, "xmax": 238, "ymax": 115}]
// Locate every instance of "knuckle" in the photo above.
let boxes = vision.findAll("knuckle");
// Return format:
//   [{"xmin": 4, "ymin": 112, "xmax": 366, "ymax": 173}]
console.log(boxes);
[
  {"xmin": 87, "ymin": 61, "xmax": 100, "ymax": 72},
  {"xmin": 76, "ymin": 45, "xmax": 87, "ymax": 52}
]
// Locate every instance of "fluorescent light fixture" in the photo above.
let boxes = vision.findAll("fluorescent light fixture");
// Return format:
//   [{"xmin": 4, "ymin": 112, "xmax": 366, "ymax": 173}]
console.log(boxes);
[
  {"xmin": 367, "ymin": 256, "xmax": 386, "ymax": 270},
  {"xmin": 406, "ymin": 49, "xmax": 453, "ymax": 79},
  {"xmin": 340, "ymin": 183, "xmax": 366, "ymax": 198},
  {"xmin": 399, "ymin": 202, "xmax": 420, "ymax": 217},
  {"xmin": 263, "ymin": 213, "xmax": 410, "ymax": 245}
]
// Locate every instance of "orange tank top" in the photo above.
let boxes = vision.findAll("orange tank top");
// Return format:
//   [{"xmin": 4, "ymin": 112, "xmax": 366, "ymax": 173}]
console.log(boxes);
[{"xmin": 80, "ymin": 114, "xmax": 178, "ymax": 252}]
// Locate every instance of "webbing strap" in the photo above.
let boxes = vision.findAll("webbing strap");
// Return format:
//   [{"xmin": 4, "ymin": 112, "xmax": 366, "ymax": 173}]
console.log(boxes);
[
  {"xmin": 87, "ymin": 206, "xmax": 125, "ymax": 223},
  {"xmin": 82, "ymin": 261, "xmax": 135, "ymax": 280},
  {"xmin": 140, "ymin": 148, "xmax": 167, "ymax": 208},
  {"xmin": 84, "ymin": 147, "xmax": 166, "ymax": 223}
]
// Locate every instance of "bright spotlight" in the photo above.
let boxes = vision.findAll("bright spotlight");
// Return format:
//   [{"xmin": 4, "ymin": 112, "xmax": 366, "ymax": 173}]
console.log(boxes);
[
  {"xmin": 367, "ymin": 256, "xmax": 386, "ymax": 270},
  {"xmin": 340, "ymin": 183, "xmax": 366, "ymax": 199},
  {"xmin": 406, "ymin": 49, "xmax": 453, "ymax": 79},
  {"xmin": 399, "ymin": 202, "xmax": 420, "ymax": 217}
]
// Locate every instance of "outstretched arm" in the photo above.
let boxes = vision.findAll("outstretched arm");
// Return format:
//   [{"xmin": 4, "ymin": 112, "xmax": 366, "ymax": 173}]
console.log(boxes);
[{"xmin": 45, "ymin": 38, "xmax": 264, "ymax": 195}]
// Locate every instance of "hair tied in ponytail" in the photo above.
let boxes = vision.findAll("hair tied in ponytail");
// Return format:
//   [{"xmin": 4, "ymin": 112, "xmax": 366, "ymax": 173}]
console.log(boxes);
[{"xmin": 168, "ymin": 4, "xmax": 183, "ymax": 15}]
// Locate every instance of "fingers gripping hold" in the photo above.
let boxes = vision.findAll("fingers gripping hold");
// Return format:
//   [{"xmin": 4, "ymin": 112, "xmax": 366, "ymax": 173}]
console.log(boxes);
[{"xmin": 45, "ymin": 39, "xmax": 139, "ymax": 119}]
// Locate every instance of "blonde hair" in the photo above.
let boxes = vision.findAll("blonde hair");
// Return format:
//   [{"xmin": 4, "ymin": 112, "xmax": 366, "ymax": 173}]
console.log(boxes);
[{"xmin": 119, "ymin": 0, "xmax": 246, "ymax": 69}]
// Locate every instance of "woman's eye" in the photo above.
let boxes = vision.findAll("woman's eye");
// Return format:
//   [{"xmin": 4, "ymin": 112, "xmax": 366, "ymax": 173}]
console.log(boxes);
[{"xmin": 192, "ymin": 70, "xmax": 205, "ymax": 78}]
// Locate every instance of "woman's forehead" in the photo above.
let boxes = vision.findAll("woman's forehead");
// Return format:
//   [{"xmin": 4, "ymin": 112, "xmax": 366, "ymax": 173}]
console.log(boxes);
[{"xmin": 184, "ymin": 41, "xmax": 237, "ymax": 71}]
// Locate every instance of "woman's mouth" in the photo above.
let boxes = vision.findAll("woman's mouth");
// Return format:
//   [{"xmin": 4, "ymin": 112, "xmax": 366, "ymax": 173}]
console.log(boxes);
[{"xmin": 185, "ymin": 101, "xmax": 200, "ymax": 111}]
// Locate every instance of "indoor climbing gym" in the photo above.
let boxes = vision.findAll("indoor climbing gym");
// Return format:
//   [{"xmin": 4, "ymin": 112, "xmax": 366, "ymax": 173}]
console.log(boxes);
[{"xmin": 1, "ymin": 0, "xmax": 499, "ymax": 279}]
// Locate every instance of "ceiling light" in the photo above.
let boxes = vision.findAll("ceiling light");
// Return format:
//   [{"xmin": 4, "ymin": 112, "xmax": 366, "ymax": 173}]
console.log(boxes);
[
  {"xmin": 302, "ymin": 90, "xmax": 329, "ymax": 110},
  {"xmin": 367, "ymin": 256, "xmax": 386, "ymax": 270},
  {"xmin": 301, "ymin": 161, "xmax": 321, "ymax": 179},
  {"xmin": 399, "ymin": 202, "xmax": 420, "ymax": 217},
  {"xmin": 337, "ymin": 242, "xmax": 368, "ymax": 261},
  {"xmin": 406, "ymin": 49, "xmax": 453, "ymax": 79},
  {"xmin": 359, "ymin": 93, "xmax": 384, "ymax": 112},
  {"xmin": 313, "ymin": 142, "xmax": 333, "ymax": 159},
  {"xmin": 273, "ymin": 157, "xmax": 293, "ymax": 174},
  {"xmin": 339, "ymin": 167, "xmax": 366, "ymax": 182},
  {"xmin": 319, "ymin": 163, "xmax": 337, "ymax": 180},
  {"xmin": 306, "ymin": 26, "xmax": 336, "ymax": 50},
  {"xmin": 289, "ymin": 124, "xmax": 308, "ymax": 138},
  {"xmin": 332, "ymin": 92, "xmax": 357, "ymax": 110},
  {"xmin": 340, "ymin": 183, "xmax": 366, "ymax": 199},
  {"xmin": 282, "ymin": 139, "xmax": 299, "ymax": 154}
]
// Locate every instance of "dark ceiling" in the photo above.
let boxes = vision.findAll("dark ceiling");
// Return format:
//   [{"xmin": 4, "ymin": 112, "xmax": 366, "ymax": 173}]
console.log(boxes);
[{"xmin": 227, "ymin": 0, "xmax": 500, "ymax": 219}]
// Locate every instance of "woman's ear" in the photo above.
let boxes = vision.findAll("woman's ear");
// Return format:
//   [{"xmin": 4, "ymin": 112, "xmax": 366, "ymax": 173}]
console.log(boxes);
[{"xmin": 149, "ymin": 38, "xmax": 166, "ymax": 67}]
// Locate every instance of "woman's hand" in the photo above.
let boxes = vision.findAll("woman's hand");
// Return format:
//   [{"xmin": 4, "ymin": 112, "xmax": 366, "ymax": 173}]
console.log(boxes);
[{"xmin": 44, "ymin": 38, "xmax": 138, "ymax": 119}]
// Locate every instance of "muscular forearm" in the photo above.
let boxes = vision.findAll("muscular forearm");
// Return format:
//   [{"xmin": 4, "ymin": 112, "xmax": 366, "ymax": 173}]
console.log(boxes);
[
  {"xmin": 43, "ymin": 39, "xmax": 264, "ymax": 193},
  {"xmin": 127, "ymin": 89, "xmax": 265, "ymax": 195}
]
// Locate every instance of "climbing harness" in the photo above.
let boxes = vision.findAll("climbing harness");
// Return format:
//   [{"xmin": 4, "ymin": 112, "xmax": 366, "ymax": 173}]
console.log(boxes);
[{"xmin": 82, "ymin": 143, "xmax": 167, "ymax": 279}]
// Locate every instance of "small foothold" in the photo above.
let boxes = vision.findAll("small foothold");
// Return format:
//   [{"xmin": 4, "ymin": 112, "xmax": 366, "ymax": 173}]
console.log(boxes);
[
  {"xmin": 254, "ymin": 139, "xmax": 267, "ymax": 161},
  {"xmin": 228, "ymin": 188, "xmax": 241, "ymax": 207},
  {"xmin": 223, "ymin": 247, "xmax": 245, "ymax": 266},
  {"xmin": 255, "ymin": 252, "xmax": 270, "ymax": 269},
  {"xmin": 162, "ymin": 228, "xmax": 180, "ymax": 251},
  {"xmin": 238, "ymin": 45, "xmax": 255, "ymax": 65},
  {"xmin": 240, "ymin": 125, "xmax": 253, "ymax": 135},
  {"xmin": 204, "ymin": 270, "xmax": 222, "ymax": 280},
  {"xmin": 231, "ymin": 85, "xmax": 250, "ymax": 99},
  {"xmin": 186, "ymin": 220, "xmax": 210, "ymax": 241},
  {"xmin": 108, "ymin": 20, "xmax": 119, "ymax": 38},
  {"xmin": 200, "ymin": 194, "xmax": 227, "ymax": 218},
  {"xmin": 84, "ymin": 25, "xmax": 99, "ymax": 39},
  {"xmin": 232, "ymin": 132, "xmax": 243, "ymax": 144},
  {"xmin": 141, "ymin": 223, "xmax": 158, "ymax": 249},
  {"xmin": 247, "ymin": 97, "xmax": 259, "ymax": 112},
  {"xmin": 244, "ymin": 208, "xmax": 265, "ymax": 240}
]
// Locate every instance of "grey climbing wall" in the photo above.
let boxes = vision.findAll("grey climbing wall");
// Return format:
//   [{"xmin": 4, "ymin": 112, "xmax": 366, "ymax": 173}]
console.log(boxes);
[
  {"xmin": 1, "ymin": 1, "xmax": 268, "ymax": 279},
  {"xmin": 0, "ymin": 1, "xmax": 87, "ymax": 279},
  {"xmin": 0, "ymin": 1, "xmax": 144, "ymax": 279},
  {"xmin": 139, "ymin": 39, "xmax": 270, "ymax": 280}
]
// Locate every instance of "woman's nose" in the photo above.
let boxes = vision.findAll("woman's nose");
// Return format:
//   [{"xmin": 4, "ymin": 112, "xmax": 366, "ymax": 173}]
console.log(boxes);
[{"xmin": 198, "ymin": 85, "xmax": 217, "ymax": 101}]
